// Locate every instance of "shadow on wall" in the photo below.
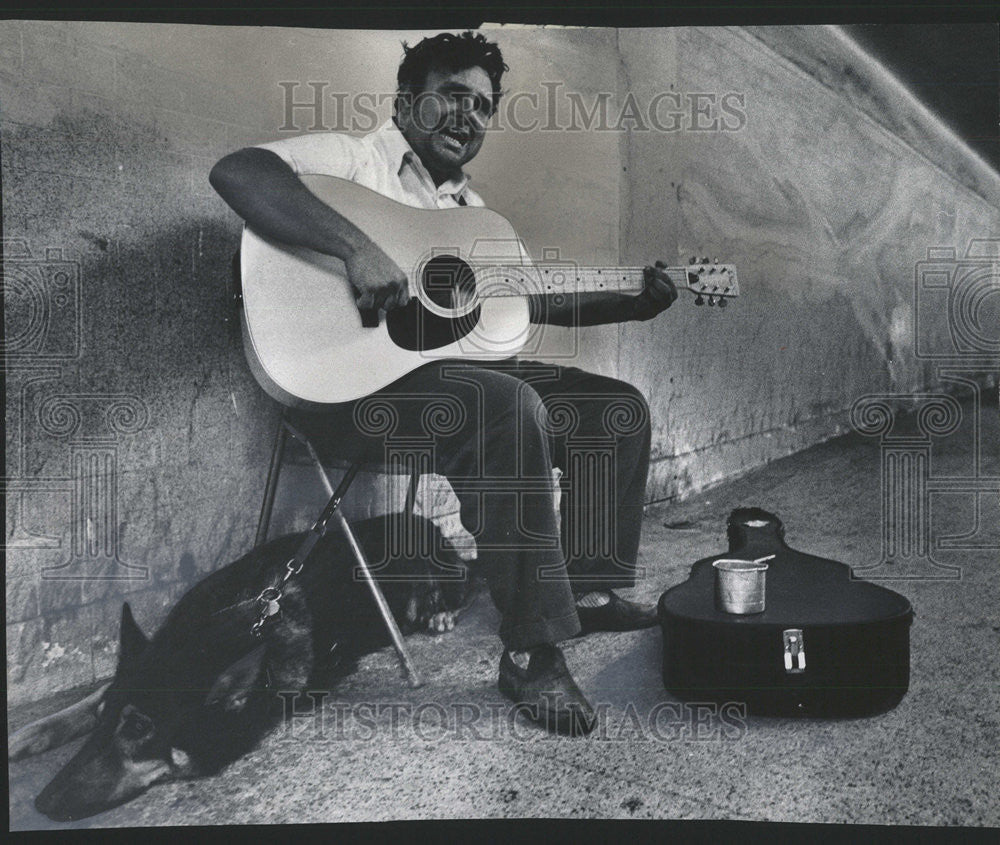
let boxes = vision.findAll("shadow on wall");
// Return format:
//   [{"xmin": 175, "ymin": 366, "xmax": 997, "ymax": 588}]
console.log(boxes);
[{"xmin": 6, "ymin": 213, "xmax": 283, "ymax": 705}]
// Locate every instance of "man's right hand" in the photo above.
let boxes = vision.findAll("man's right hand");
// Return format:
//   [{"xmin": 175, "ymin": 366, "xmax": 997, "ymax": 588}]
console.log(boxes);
[
  {"xmin": 345, "ymin": 243, "xmax": 410, "ymax": 312},
  {"xmin": 210, "ymin": 148, "xmax": 412, "ymax": 314}
]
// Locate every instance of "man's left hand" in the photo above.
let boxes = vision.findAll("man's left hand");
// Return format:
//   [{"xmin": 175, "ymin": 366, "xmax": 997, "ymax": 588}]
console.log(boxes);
[{"xmin": 632, "ymin": 260, "xmax": 678, "ymax": 321}]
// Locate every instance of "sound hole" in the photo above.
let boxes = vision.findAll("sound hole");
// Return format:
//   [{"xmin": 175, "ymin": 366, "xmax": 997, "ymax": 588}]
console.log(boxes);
[
  {"xmin": 385, "ymin": 254, "xmax": 481, "ymax": 352},
  {"xmin": 422, "ymin": 254, "xmax": 478, "ymax": 309}
]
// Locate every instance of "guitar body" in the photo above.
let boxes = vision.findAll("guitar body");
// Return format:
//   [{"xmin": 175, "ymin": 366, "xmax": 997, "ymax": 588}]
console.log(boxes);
[
  {"xmin": 239, "ymin": 174, "xmax": 740, "ymax": 406},
  {"xmin": 240, "ymin": 175, "xmax": 531, "ymax": 406}
]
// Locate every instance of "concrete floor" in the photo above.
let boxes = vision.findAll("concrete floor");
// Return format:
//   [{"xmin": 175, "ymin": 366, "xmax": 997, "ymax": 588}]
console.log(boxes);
[{"xmin": 8, "ymin": 396, "xmax": 999, "ymax": 829}]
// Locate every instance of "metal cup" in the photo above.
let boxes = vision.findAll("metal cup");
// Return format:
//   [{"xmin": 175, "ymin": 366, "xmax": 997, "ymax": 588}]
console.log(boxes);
[{"xmin": 713, "ymin": 556, "xmax": 773, "ymax": 614}]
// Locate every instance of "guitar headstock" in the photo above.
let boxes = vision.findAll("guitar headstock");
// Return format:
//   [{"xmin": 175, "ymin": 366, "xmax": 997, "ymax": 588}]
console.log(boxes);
[{"xmin": 682, "ymin": 256, "xmax": 740, "ymax": 307}]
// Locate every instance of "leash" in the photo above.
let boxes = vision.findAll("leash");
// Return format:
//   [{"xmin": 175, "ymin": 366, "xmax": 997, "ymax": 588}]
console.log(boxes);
[
  {"xmin": 250, "ymin": 461, "xmax": 362, "ymax": 638},
  {"xmin": 245, "ymin": 420, "xmax": 423, "ymax": 688}
]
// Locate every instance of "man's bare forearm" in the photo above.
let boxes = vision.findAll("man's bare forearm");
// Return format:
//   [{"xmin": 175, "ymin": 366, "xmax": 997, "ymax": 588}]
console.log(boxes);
[
  {"xmin": 209, "ymin": 147, "xmax": 373, "ymax": 260},
  {"xmin": 527, "ymin": 292, "xmax": 636, "ymax": 326},
  {"xmin": 212, "ymin": 147, "xmax": 410, "ymax": 312}
]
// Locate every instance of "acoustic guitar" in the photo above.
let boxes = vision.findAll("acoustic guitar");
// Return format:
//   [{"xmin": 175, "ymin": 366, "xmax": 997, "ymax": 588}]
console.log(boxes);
[{"xmin": 238, "ymin": 175, "xmax": 740, "ymax": 406}]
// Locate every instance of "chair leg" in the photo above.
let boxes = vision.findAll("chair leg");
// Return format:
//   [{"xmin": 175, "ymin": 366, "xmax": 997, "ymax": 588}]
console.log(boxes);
[
  {"xmin": 404, "ymin": 469, "xmax": 419, "ymax": 516},
  {"xmin": 255, "ymin": 412, "xmax": 288, "ymax": 548},
  {"xmin": 282, "ymin": 420, "xmax": 424, "ymax": 689}
]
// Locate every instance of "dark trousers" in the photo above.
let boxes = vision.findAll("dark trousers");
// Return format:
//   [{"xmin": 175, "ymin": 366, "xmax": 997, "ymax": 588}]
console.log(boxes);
[{"xmin": 288, "ymin": 358, "xmax": 652, "ymax": 650}]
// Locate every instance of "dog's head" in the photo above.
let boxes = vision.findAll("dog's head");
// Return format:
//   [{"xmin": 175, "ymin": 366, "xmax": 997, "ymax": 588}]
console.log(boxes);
[{"xmin": 35, "ymin": 603, "xmax": 270, "ymax": 822}]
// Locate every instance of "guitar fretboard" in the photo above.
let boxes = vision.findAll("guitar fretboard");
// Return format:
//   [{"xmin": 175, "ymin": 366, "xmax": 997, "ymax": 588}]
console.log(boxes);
[
  {"xmin": 469, "ymin": 265, "xmax": 663, "ymax": 297},
  {"xmin": 469, "ymin": 264, "xmax": 736, "ymax": 299}
]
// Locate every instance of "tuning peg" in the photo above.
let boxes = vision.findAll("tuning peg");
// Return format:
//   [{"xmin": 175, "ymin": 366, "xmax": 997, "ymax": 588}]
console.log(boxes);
[
  {"xmin": 695, "ymin": 294, "xmax": 704, "ymax": 306},
  {"xmin": 707, "ymin": 296, "xmax": 716, "ymax": 306},
  {"xmin": 701, "ymin": 256, "xmax": 709, "ymax": 264},
  {"xmin": 690, "ymin": 256, "xmax": 698, "ymax": 264},
  {"xmin": 718, "ymin": 297, "xmax": 727, "ymax": 308}
]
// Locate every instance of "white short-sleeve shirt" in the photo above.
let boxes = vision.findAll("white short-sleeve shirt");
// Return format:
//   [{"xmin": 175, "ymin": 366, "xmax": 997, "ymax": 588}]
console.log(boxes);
[{"xmin": 256, "ymin": 120, "xmax": 485, "ymax": 210}]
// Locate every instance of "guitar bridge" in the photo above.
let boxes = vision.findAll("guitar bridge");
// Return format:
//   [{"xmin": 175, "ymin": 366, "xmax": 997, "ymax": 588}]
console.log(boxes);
[{"xmin": 783, "ymin": 628, "xmax": 806, "ymax": 673}]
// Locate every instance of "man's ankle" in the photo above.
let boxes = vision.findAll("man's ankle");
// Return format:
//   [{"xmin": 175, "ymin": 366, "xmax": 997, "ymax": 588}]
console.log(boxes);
[
  {"xmin": 507, "ymin": 648, "xmax": 532, "ymax": 669},
  {"xmin": 507, "ymin": 642, "xmax": 561, "ymax": 670},
  {"xmin": 574, "ymin": 590, "xmax": 612, "ymax": 608}
]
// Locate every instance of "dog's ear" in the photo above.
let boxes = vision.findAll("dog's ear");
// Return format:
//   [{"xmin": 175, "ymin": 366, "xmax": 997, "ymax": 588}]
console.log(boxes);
[
  {"xmin": 205, "ymin": 646, "xmax": 267, "ymax": 712},
  {"xmin": 118, "ymin": 602, "xmax": 149, "ymax": 669}
]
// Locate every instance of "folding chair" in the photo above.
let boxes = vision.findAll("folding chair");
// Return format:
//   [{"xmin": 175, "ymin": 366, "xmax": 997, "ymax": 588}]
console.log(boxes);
[{"xmin": 230, "ymin": 251, "xmax": 423, "ymax": 688}]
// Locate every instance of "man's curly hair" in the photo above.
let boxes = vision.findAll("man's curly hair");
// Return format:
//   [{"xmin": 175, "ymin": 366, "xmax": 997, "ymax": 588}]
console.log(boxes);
[{"xmin": 397, "ymin": 31, "xmax": 508, "ymax": 114}]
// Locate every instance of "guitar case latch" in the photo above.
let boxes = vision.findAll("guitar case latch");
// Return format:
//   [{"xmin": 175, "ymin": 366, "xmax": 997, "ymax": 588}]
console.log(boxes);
[{"xmin": 783, "ymin": 628, "xmax": 806, "ymax": 673}]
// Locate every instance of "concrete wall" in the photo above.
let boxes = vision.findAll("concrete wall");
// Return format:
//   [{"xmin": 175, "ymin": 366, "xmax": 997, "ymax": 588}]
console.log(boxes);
[
  {"xmin": 614, "ymin": 26, "xmax": 1000, "ymax": 501},
  {"xmin": 4, "ymin": 21, "xmax": 998, "ymax": 704}
]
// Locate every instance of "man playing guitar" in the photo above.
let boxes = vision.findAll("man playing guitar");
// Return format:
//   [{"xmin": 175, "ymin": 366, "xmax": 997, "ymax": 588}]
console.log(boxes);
[{"xmin": 211, "ymin": 31, "xmax": 678, "ymax": 736}]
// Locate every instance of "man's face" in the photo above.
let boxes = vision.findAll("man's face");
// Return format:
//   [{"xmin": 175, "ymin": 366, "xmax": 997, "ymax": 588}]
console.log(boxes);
[{"xmin": 397, "ymin": 64, "xmax": 494, "ymax": 183}]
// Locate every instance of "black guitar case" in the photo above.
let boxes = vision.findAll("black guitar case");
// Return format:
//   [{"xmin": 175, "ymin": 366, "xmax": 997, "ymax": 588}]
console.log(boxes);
[{"xmin": 658, "ymin": 508, "xmax": 914, "ymax": 717}]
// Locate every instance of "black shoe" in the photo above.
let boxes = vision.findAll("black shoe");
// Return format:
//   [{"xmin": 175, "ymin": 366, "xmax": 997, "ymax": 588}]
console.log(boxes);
[
  {"xmin": 498, "ymin": 644, "xmax": 597, "ymax": 737},
  {"xmin": 575, "ymin": 591, "xmax": 659, "ymax": 635}
]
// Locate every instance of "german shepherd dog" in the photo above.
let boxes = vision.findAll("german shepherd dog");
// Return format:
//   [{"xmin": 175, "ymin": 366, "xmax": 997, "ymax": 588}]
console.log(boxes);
[{"xmin": 11, "ymin": 514, "xmax": 471, "ymax": 821}]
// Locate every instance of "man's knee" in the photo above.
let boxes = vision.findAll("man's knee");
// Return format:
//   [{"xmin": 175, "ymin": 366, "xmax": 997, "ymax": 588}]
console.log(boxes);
[
  {"xmin": 517, "ymin": 382, "xmax": 547, "ymax": 427},
  {"xmin": 601, "ymin": 379, "xmax": 650, "ymax": 439},
  {"xmin": 451, "ymin": 367, "xmax": 547, "ymax": 436}
]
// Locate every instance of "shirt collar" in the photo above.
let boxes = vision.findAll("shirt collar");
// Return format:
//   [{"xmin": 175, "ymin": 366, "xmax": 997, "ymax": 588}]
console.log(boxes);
[{"xmin": 378, "ymin": 119, "xmax": 472, "ymax": 199}]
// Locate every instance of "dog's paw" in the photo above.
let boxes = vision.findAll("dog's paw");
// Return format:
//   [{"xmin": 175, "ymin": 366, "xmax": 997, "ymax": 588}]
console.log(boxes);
[
  {"xmin": 8, "ymin": 709, "xmax": 97, "ymax": 760},
  {"xmin": 426, "ymin": 611, "xmax": 456, "ymax": 634},
  {"xmin": 9, "ymin": 723, "xmax": 54, "ymax": 760},
  {"xmin": 403, "ymin": 589, "xmax": 458, "ymax": 635}
]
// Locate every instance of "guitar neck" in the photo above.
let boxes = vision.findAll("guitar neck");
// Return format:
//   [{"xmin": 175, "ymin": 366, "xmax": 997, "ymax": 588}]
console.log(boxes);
[{"xmin": 471, "ymin": 264, "xmax": 737, "ymax": 299}]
